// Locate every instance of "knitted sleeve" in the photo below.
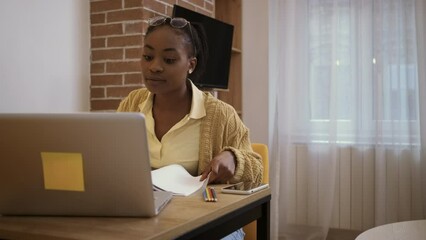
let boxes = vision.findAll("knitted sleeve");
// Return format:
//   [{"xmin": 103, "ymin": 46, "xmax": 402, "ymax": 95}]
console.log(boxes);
[
  {"xmin": 221, "ymin": 108, "xmax": 263, "ymax": 184},
  {"xmin": 199, "ymin": 95, "xmax": 263, "ymax": 184}
]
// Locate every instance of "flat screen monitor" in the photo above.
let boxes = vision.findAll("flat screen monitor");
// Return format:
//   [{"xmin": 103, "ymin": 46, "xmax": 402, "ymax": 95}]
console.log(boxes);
[{"xmin": 172, "ymin": 5, "xmax": 234, "ymax": 90}]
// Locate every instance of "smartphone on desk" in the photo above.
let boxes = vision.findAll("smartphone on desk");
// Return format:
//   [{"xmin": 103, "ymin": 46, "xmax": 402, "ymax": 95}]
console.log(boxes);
[{"xmin": 221, "ymin": 182, "xmax": 269, "ymax": 195}]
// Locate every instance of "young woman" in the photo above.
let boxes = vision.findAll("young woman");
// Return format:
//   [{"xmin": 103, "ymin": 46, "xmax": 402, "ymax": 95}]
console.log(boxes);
[
  {"xmin": 118, "ymin": 17, "xmax": 263, "ymax": 239},
  {"xmin": 117, "ymin": 17, "xmax": 263, "ymax": 238},
  {"xmin": 117, "ymin": 16, "xmax": 263, "ymax": 185}
]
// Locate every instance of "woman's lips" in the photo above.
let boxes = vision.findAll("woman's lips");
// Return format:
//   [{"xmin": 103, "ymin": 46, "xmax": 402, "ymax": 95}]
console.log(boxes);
[
  {"xmin": 145, "ymin": 77, "xmax": 165, "ymax": 82},
  {"xmin": 145, "ymin": 77, "xmax": 166, "ymax": 87}
]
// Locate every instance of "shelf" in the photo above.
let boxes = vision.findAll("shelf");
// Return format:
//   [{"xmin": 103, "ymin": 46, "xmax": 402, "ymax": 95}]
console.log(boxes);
[{"xmin": 216, "ymin": 0, "xmax": 242, "ymax": 118}]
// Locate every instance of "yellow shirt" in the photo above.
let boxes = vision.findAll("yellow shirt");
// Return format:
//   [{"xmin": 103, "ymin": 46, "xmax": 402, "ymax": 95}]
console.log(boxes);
[
  {"xmin": 117, "ymin": 81, "xmax": 264, "ymax": 184},
  {"xmin": 139, "ymin": 82, "xmax": 206, "ymax": 176}
]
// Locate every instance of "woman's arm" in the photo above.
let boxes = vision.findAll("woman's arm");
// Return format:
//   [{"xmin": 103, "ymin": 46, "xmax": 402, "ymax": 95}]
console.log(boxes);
[{"xmin": 199, "ymin": 98, "xmax": 263, "ymax": 184}]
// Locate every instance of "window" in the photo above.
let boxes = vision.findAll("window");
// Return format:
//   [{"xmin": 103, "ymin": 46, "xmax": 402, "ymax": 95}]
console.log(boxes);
[{"xmin": 303, "ymin": 0, "xmax": 419, "ymax": 145}]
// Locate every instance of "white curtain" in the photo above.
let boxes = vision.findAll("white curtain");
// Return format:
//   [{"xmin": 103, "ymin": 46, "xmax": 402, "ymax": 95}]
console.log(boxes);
[{"xmin": 269, "ymin": 0, "xmax": 426, "ymax": 239}]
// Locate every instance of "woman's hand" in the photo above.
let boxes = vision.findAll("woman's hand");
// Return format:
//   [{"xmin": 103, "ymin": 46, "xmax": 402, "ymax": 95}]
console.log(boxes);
[{"xmin": 200, "ymin": 150, "xmax": 236, "ymax": 183}]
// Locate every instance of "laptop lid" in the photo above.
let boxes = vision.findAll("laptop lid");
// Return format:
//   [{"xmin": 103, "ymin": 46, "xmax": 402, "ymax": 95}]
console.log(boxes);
[{"xmin": 0, "ymin": 112, "xmax": 172, "ymax": 217}]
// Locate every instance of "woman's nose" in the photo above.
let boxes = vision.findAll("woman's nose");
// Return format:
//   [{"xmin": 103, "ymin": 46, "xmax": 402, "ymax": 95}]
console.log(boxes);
[{"xmin": 149, "ymin": 59, "xmax": 163, "ymax": 73}]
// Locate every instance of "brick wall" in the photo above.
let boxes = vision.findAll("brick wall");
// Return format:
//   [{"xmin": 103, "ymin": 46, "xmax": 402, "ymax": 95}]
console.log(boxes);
[{"xmin": 89, "ymin": 0, "xmax": 214, "ymax": 111}]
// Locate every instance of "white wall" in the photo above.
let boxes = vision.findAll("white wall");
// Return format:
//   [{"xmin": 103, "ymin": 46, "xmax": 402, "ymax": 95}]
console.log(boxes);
[
  {"xmin": 242, "ymin": 1, "xmax": 272, "ymax": 146},
  {"xmin": 0, "ymin": 0, "xmax": 90, "ymax": 113}
]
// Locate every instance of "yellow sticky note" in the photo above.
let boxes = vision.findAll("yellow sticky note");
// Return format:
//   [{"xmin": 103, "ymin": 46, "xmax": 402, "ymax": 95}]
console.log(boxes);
[{"xmin": 41, "ymin": 152, "xmax": 85, "ymax": 192}]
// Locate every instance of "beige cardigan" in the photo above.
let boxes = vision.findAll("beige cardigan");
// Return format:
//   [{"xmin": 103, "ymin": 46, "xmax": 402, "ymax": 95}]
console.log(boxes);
[{"xmin": 117, "ymin": 88, "xmax": 263, "ymax": 184}]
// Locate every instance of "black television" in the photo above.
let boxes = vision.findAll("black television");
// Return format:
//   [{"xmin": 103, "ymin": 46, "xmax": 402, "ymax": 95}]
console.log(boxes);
[{"xmin": 172, "ymin": 5, "xmax": 234, "ymax": 90}]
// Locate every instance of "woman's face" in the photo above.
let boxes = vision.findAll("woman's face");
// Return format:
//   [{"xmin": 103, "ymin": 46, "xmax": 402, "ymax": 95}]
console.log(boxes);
[{"xmin": 141, "ymin": 26, "xmax": 196, "ymax": 95}]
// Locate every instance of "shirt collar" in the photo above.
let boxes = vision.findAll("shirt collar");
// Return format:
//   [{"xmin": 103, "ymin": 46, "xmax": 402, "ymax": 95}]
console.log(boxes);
[
  {"xmin": 188, "ymin": 80, "xmax": 206, "ymax": 119},
  {"xmin": 139, "ymin": 92, "xmax": 154, "ymax": 115},
  {"xmin": 138, "ymin": 80, "xmax": 206, "ymax": 119}
]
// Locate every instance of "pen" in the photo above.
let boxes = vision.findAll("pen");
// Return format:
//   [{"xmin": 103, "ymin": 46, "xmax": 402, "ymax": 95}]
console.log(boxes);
[
  {"xmin": 203, "ymin": 189, "xmax": 208, "ymax": 201},
  {"xmin": 209, "ymin": 187, "xmax": 218, "ymax": 202},
  {"xmin": 203, "ymin": 188, "xmax": 211, "ymax": 202}
]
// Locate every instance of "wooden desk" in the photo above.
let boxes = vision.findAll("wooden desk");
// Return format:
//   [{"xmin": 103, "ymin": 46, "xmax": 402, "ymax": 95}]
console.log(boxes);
[
  {"xmin": 0, "ymin": 186, "xmax": 271, "ymax": 240},
  {"xmin": 356, "ymin": 220, "xmax": 426, "ymax": 240}
]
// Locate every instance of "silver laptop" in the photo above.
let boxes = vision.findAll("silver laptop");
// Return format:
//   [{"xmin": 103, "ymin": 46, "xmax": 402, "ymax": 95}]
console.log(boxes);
[{"xmin": 0, "ymin": 112, "xmax": 172, "ymax": 217}]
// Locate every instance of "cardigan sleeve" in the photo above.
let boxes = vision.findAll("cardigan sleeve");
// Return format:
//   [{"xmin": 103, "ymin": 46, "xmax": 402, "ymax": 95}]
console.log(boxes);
[
  {"xmin": 220, "ymin": 107, "xmax": 264, "ymax": 184},
  {"xmin": 198, "ymin": 94, "xmax": 264, "ymax": 184}
]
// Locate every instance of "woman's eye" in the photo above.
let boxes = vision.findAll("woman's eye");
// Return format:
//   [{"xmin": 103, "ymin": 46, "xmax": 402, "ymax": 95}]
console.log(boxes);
[
  {"xmin": 142, "ymin": 55, "xmax": 153, "ymax": 61},
  {"xmin": 164, "ymin": 58, "xmax": 176, "ymax": 64}
]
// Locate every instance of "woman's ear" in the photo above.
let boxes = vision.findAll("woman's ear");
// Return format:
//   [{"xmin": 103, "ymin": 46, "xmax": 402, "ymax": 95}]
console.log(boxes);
[{"xmin": 189, "ymin": 57, "xmax": 197, "ymax": 74}]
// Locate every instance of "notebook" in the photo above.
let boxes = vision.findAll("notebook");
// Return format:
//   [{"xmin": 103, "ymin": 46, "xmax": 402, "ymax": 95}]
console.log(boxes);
[{"xmin": 0, "ymin": 112, "xmax": 172, "ymax": 217}]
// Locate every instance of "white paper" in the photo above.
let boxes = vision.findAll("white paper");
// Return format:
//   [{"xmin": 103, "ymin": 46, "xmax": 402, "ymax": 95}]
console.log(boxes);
[{"xmin": 151, "ymin": 164, "xmax": 209, "ymax": 196}]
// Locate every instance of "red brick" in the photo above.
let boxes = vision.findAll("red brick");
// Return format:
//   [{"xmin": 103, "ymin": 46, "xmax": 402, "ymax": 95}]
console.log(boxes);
[
  {"xmin": 106, "ymin": 61, "xmax": 141, "ymax": 73},
  {"xmin": 107, "ymin": 86, "xmax": 141, "ymax": 98},
  {"xmin": 142, "ymin": 0, "xmax": 167, "ymax": 14},
  {"xmin": 108, "ymin": 35, "xmax": 142, "ymax": 47},
  {"xmin": 91, "ymin": 38, "xmax": 106, "ymax": 48},
  {"xmin": 125, "ymin": 47, "xmax": 142, "ymax": 59},
  {"xmin": 92, "ymin": 23, "xmax": 123, "ymax": 37},
  {"xmin": 205, "ymin": 1, "xmax": 213, "ymax": 12},
  {"xmin": 176, "ymin": 1, "xmax": 197, "ymax": 11},
  {"xmin": 162, "ymin": 0, "xmax": 177, "ymax": 5},
  {"xmin": 188, "ymin": 0, "xmax": 205, "ymax": 8},
  {"xmin": 125, "ymin": 22, "xmax": 143, "ymax": 34},
  {"xmin": 91, "ymin": 99, "xmax": 122, "ymax": 111},
  {"xmin": 92, "ymin": 75, "xmax": 123, "ymax": 86},
  {"xmin": 107, "ymin": 9, "xmax": 143, "ymax": 22},
  {"xmin": 91, "ymin": 87, "xmax": 105, "ymax": 98},
  {"xmin": 142, "ymin": 9, "xmax": 158, "ymax": 20},
  {"xmin": 90, "ymin": 0, "xmax": 123, "ymax": 13},
  {"xmin": 165, "ymin": 5, "xmax": 174, "ymax": 15},
  {"xmin": 91, "ymin": 13, "xmax": 106, "ymax": 24},
  {"xmin": 125, "ymin": 73, "xmax": 143, "ymax": 84},
  {"xmin": 92, "ymin": 49, "xmax": 124, "ymax": 61},
  {"xmin": 91, "ymin": 63, "xmax": 105, "ymax": 73},
  {"xmin": 125, "ymin": 0, "xmax": 142, "ymax": 8}
]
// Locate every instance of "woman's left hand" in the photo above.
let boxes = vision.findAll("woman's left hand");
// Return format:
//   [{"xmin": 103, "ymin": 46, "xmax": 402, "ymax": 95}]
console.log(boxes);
[{"xmin": 200, "ymin": 150, "xmax": 236, "ymax": 183}]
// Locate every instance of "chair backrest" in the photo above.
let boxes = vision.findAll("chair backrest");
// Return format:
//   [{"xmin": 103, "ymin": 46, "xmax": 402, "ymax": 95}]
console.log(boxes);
[
  {"xmin": 244, "ymin": 143, "xmax": 270, "ymax": 240},
  {"xmin": 251, "ymin": 143, "xmax": 269, "ymax": 184}
]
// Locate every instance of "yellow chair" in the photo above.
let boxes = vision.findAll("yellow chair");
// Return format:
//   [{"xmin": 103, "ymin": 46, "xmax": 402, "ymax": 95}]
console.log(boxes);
[{"xmin": 243, "ymin": 143, "xmax": 269, "ymax": 240}]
